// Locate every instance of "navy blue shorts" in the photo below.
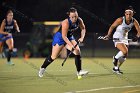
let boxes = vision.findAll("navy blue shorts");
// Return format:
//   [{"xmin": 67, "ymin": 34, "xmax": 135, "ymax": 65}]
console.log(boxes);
[
  {"xmin": 52, "ymin": 32, "xmax": 75, "ymax": 46},
  {"xmin": 0, "ymin": 34, "xmax": 13, "ymax": 42}
]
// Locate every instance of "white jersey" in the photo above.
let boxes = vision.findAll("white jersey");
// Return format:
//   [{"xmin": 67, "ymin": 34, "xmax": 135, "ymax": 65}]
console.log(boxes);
[{"xmin": 113, "ymin": 16, "xmax": 134, "ymax": 39}]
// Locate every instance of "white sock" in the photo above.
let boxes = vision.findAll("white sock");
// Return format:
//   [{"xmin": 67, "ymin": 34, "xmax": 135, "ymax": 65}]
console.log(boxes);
[
  {"xmin": 115, "ymin": 51, "xmax": 124, "ymax": 59},
  {"xmin": 114, "ymin": 66, "xmax": 118, "ymax": 69}
]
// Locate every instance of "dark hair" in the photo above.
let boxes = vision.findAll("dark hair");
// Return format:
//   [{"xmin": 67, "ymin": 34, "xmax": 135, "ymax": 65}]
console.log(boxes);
[
  {"xmin": 125, "ymin": 6, "xmax": 136, "ymax": 13},
  {"xmin": 67, "ymin": 7, "xmax": 77, "ymax": 15},
  {"xmin": 6, "ymin": 10, "xmax": 13, "ymax": 16}
]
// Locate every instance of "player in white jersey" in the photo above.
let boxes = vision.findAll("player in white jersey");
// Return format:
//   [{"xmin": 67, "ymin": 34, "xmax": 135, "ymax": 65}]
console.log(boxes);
[
  {"xmin": 104, "ymin": 6, "xmax": 140, "ymax": 74},
  {"xmin": 113, "ymin": 16, "xmax": 134, "ymax": 47}
]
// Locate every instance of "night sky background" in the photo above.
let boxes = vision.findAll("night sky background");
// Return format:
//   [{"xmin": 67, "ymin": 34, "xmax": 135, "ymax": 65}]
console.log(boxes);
[
  {"xmin": 0, "ymin": 0, "xmax": 140, "ymax": 57},
  {"xmin": 0, "ymin": 0, "xmax": 140, "ymax": 34}
]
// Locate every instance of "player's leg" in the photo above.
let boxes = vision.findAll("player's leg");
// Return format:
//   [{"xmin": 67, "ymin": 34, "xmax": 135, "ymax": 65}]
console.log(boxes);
[
  {"xmin": 65, "ymin": 40, "xmax": 88, "ymax": 77},
  {"xmin": 39, "ymin": 44, "xmax": 64, "ymax": 77},
  {"xmin": 41, "ymin": 44, "xmax": 64, "ymax": 68},
  {"xmin": 39, "ymin": 32, "xmax": 65, "ymax": 77},
  {"xmin": 0, "ymin": 42, "xmax": 3, "ymax": 58},
  {"xmin": 118, "ymin": 56, "xmax": 126, "ymax": 68},
  {"xmin": 6, "ymin": 38, "xmax": 14, "ymax": 65},
  {"xmin": 66, "ymin": 40, "xmax": 81, "ymax": 72},
  {"xmin": 0, "ymin": 42, "xmax": 6, "ymax": 58},
  {"xmin": 0, "ymin": 34, "xmax": 4, "ymax": 58},
  {"xmin": 113, "ymin": 43, "xmax": 128, "ymax": 74},
  {"xmin": 118, "ymin": 45, "xmax": 128, "ymax": 68}
]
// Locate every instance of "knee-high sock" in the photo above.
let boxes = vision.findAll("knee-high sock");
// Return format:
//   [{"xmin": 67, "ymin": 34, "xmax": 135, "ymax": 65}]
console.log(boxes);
[
  {"xmin": 7, "ymin": 49, "xmax": 12, "ymax": 62},
  {"xmin": 75, "ymin": 55, "xmax": 82, "ymax": 72},
  {"xmin": 113, "ymin": 51, "xmax": 123, "ymax": 67},
  {"xmin": 114, "ymin": 51, "xmax": 125, "ymax": 68},
  {"xmin": 115, "ymin": 51, "xmax": 124, "ymax": 59},
  {"xmin": 41, "ymin": 56, "xmax": 54, "ymax": 68}
]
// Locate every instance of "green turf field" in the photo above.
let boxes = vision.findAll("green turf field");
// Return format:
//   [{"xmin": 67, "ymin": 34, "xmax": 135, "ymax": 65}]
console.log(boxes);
[{"xmin": 0, "ymin": 58, "xmax": 140, "ymax": 93}]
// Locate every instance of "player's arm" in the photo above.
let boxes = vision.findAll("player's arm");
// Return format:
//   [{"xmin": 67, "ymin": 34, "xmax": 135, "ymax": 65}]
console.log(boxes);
[
  {"xmin": 14, "ymin": 20, "xmax": 20, "ymax": 32},
  {"xmin": 132, "ymin": 18, "xmax": 140, "ymax": 42},
  {"xmin": 134, "ymin": 19, "xmax": 140, "ymax": 37},
  {"xmin": 0, "ymin": 19, "xmax": 9, "ymax": 35},
  {"xmin": 79, "ymin": 17, "xmax": 86, "ymax": 42},
  {"xmin": 62, "ymin": 19, "xmax": 74, "ymax": 48},
  {"xmin": 105, "ymin": 17, "xmax": 122, "ymax": 39}
]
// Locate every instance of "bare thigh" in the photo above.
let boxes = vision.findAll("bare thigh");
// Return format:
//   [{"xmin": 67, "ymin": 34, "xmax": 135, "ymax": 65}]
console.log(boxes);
[
  {"xmin": 65, "ymin": 40, "xmax": 81, "ymax": 55},
  {"xmin": 6, "ymin": 38, "xmax": 14, "ymax": 50},
  {"xmin": 0, "ymin": 42, "xmax": 3, "ymax": 53},
  {"xmin": 116, "ymin": 43, "xmax": 128, "ymax": 55},
  {"xmin": 51, "ymin": 44, "xmax": 64, "ymax": 59}
]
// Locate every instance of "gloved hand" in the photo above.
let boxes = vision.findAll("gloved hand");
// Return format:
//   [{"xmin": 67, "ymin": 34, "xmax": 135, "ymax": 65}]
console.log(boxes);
[{"xmin": 103, "ymin": 35, "xmax": 110, "ymax": 40}]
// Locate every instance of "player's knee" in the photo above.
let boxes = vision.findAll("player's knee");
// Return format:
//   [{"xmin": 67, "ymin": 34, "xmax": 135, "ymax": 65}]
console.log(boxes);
[
  {"xmin": 74, "ymin": 48, "xmax": 81, "ymax": 55},
  {"xmin": 8, "ymin": 46, "xmax": 13, "ymax": 50},
  {"xmin": 122, "ymin": 50, "xmax": 128, "ymax": 56},
  {"xmin": 51, "ymin": 55, "xmax": 57, "ymax": 60},
  {"xmin": 48, "ymin": 56, "xmax": 54, "ymax": 62}
]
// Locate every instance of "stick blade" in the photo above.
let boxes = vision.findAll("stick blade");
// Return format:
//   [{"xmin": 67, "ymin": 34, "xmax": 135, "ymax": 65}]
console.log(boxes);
[{"xmin": 61, "ymin": 58, "xmax": 67, "ymax": 66}]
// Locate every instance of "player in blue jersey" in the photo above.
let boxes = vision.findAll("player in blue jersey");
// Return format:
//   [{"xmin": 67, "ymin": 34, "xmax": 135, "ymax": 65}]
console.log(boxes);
[
  {"xmin": 0, "ymin": 10, "xmax": 20, "ymax": 65},
  {"xmin": 39, "ymin": 7, "xmax": 88, "ymax": 78}
]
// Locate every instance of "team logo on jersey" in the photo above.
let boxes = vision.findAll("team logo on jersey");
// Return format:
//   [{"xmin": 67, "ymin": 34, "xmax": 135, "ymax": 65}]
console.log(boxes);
[
  {"xmin": 68, "ymin": 24, "xmax": 79, "ymax": 35},
  {"xmin": 5, "ymin": 26, "xmax": 14, "ymax": 33},
  {"xmin": 122, "ymin": 27, "xmax": 131, "ymax": 31},
  {"xmin": 5, "ymin": 26, "xmax": 14, "ymax": 30},
  {"xmin": 70, "ymin": 26, "xmax": 79, "ymax": 31}
]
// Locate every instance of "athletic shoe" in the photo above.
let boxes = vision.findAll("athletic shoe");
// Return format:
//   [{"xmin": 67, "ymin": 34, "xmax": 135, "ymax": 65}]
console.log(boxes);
[
  {"xmin": 113, "ymin": 67, "xmax": 123, "ymax": 74},
  {"xmin": 39, "ymin": 68, "xmax": 46, "ymax": 77},
  {"xmin": 77, "ymin": 70, "xmax": 89, "ymax": 76},
  {"xmin": 7, "ymin": 61, "xmax": 15, "ymax": 65},
  {"xmin": 118, "ymin": 68, "xmax": 123, "ymax": 74},
  {"xmin": 113, "ymin": 67, "xmax": 118, "ymax": 72}
]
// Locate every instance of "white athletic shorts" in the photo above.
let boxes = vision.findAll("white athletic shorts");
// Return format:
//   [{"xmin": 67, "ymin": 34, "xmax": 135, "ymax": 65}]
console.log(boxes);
[{"xmin": 113, "ymin": 38, "xmax": 128, "ymax": 47}]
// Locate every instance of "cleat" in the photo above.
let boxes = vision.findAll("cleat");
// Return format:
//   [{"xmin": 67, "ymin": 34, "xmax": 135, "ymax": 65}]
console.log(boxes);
[
  {"xmin": 77, "ymin": 70, "xmax": 89, "ymax": 76},
  {"xmin": 113, "ymin": 67, "xmax": 118, "ymax": 72},
  {"xmin": 113, "ymin": 67, "xmax": 123, "ymax": 74},
  {"xmin": 39, "ymin": 68, "xmax": 45, "ymax": 77},
  {"xmin": 118, "ymin": 68, "xmax": 123, "ymax": 74},
  {"xmin": 7, "ymin": 61, "xmax": 15, "ymax": 65}
]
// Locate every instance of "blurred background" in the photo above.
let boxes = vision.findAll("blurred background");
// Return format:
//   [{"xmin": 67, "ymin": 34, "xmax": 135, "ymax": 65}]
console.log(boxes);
[{"xmin": 0, "ymin": 0, "xmax": 140, "ymax": 58}]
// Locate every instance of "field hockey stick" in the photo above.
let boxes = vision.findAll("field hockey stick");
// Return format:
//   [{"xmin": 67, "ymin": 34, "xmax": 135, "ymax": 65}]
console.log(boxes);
[
  {"xmin": 97, "ymin": 36, "xmax": 133, "ymax": 41},
  {"xmin": 61, "ymin": 41, "xmax": 80, "ymax": 66}
]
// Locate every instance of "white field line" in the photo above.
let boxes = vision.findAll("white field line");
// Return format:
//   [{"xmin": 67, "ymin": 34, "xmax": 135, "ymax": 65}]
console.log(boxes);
[{"xmin": 65, "ymin": 85, "xmax": 140, "ymax": 93}]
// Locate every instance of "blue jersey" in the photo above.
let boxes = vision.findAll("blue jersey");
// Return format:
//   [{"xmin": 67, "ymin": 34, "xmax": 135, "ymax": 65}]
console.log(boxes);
[
  {"xmin": 59, "ymin": 17, "xmax": 80, "ymax": 37},
  {"xmin": 4, "ymin": 19, "xmax": 15, "ymax": 33},
  {"xmin": 52, "ymin": 18, "xmax": 80, "ymax": 46},
  {"xmin": 0, "ymin": 19, "xmax": 14, "ymax": 42}
]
